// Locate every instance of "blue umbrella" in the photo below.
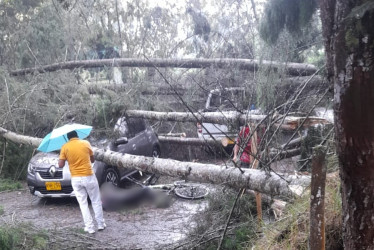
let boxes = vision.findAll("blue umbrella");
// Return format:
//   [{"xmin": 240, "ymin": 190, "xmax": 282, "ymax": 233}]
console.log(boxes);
[{"xmin": 37, "ymin": 123, "xmax": 93, "ymax": 152}]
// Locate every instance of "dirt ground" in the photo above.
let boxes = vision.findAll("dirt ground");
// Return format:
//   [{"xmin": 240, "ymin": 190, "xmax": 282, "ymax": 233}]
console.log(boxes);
[{"xmin": 0, "ymin": 181, "xmax": 209, "ymax": 250}]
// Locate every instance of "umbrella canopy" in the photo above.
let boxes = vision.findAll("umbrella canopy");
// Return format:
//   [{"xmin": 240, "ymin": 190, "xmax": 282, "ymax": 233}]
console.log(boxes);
[{"xmin": 37, "ymin": 123, "xmax": 92, "ymax": 152}]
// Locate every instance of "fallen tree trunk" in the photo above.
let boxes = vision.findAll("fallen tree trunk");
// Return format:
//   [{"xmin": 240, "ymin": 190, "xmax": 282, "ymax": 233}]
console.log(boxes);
[
  {"xmin": 125, "ymin": 110, "xmax": 331, "ymax": 128},
  {"xmin": 0, "ymin": 127, "xmax": 310, "ymax": 200},
  {"xmin": 158, "ymin": 136, "xmax": 221, "ymax": 146},
  {"xmin": 10, "ymin": 58, "xmax": 317, "ymax": 77},
  {"xmin": 0, "ymin": 128, "xmax": 42, "ymax": 147},
  {"xmin": 87, "ymin": 84, "xmax": 187, "ymax": 96},
  {"xmin": 158, "ymin": 133, "xmax": 186, "ymax": 137},
  {"xmin": 93, "ymin": 147, "xmax": 309, "ymax": 200}
]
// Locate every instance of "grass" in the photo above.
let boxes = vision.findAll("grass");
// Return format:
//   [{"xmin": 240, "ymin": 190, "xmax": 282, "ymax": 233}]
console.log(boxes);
[
  {"xmin": 183, "ymin": 187, "xmax": 265, "ymax": 249},
  {"xmin": 0, "ymin": 206, "xmax": 4, "ymax": 215},
  {"xmin": 252, "ymin": 171, "xmax": 342, "ymax": 249},
  {"xmin": 0, "ymin": 178, "xmax": 22, "ymax": 192},
  {"xmin": 186, "ymin": 154, "xmax": 343, "ymax": 250},
  {"xmin": 0, "ymin": 224, "xmax": 48, "ymax": 250}
]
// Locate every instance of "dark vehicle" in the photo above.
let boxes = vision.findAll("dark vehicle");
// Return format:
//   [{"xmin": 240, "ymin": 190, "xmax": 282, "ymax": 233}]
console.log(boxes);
[
  {"xmin": 94, "ymin": 117, "xmax": 161, "ymax": 186},
  {"xmin": 27, "ymin": 117, "xmax": 161, "ymax": 198}
]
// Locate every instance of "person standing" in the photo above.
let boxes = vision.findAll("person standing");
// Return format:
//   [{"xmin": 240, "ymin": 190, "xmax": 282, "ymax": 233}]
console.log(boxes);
[
  {"xmin": 58, "ymin": 130, "xmax": 106, "ymax": 234},
  {"xmin": 233, "ymin": 123, "xmax": 261, "ymax": 168},
  {"xmin": 232, "ymin": 124, "xmax": 252, "ymax": 168}
]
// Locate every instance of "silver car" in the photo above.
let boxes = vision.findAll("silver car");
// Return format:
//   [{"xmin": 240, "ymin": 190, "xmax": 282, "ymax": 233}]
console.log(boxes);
[
  {"xmin": 27, "ymin": 117, "xmax": 161, "ymax": 198},
  {"xmin": 197, "ymin": 87, "xmax": 247, "ymax": 141}
]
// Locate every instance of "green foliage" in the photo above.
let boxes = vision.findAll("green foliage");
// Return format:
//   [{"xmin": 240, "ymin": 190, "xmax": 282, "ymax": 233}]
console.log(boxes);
[
  {"xmin": 260, "ymin": 0, "xmax": 318, "ymax": 44},
  {"xmin": 304, "ymin": 47, "xmax": 325, "ymax": 67},
  {"xmin": 0, "ymin": 224, "xmax": 48, "ymax": 250},
  {"xmin": 0, "ymin": 226, "xmax": 21, "ymax": 250},
  {"xmin": 346, "ymin": 1, "xmax": 374, "ymax": 20},
  {"xmin": 345, "ymin": 29, "xmax": 360, "ymax": 49},
  {"xmin": 0, "ymin": 140, "xmax": 33, "ymax": 180},
  {"xmin": 31, "ymin": 233, "xmax": 48, "ymax": 249},
  {"xmin": 254, "ymin": 172, "xmax": 342, "ymax": 249},
  {"xmin": 0, "ymin": 206, "xmax": 4, "ymax": 216},
  {"xmin": 344, "ymin": 4, "xmax": 374, "ymax": 52},
  {"xmin": 221, "ymin": 225, "xmax": 254, "ymax": 250},
  {"xmin": 187, "ymin": 188, "xmax": 264, "ymax": 249},
  {"xmin": 0, "ymin": 1, "xmax": 65, "ymax": 68},
  {"xmin": 299, "ymin": 125, "xmax": 333, "ymax": 171},
  {"xmin": 255, "ymin": 67, "xmax": 281, "ymax": 111},
  {"xmin": 0, "ymin": 178, "xmax": 22, "ymax": 191}
]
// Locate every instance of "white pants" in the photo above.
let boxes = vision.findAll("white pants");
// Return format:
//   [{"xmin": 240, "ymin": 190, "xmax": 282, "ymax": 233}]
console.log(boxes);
[{"xmin": 71, "ymin": 175, "xmax": 105, "ymax": 230}]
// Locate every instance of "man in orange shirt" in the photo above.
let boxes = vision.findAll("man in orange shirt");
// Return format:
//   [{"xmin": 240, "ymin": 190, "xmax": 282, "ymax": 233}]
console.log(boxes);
[{"xmin": 58, "ymin": 131, "xmax": 105, "ymax": 234}]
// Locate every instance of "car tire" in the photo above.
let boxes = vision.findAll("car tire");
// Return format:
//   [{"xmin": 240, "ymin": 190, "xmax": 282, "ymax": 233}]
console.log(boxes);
[
  {"xmin": 152, "ymin": 146, "xmax": 161, "ymax": 158},
  {"xmin": 103, "ymin": 167, "xmax": 120, "ymax": 186}
]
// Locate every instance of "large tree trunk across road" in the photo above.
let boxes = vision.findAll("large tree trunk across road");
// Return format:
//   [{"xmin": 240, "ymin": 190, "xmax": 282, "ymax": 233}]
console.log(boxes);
[
  {"xmin": 10, "ymin": 58, "xmax": 317, "ymax": 77},
  {"xmin": 0, "ymin": 127, "xmax": 310, "ymax": 200}
]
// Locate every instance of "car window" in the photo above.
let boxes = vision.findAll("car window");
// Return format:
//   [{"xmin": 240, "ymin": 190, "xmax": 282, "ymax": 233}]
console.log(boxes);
[
  {"xmin": 127, "ymin": 118, "xmax": 146, "ymax": 135},
  {"xmin": 114, "ymin": 117, "xmax": 129, "ymax": 137}
]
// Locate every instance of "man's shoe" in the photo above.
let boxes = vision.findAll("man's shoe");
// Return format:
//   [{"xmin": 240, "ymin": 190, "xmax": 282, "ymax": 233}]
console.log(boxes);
[
  {"xmin": 98, "ymin": 223, "xmax": 107, "ymax": 231},
  {"xmin": 84, "ymin": 227, "xmax": 95, "ymax": 234}
]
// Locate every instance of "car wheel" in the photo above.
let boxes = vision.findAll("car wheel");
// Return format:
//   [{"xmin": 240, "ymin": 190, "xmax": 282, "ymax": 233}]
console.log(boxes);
[
  {"xmin": 104, "ymin": 167, "xmax": 120, "ymax": 186},
  {"xmin": 152, "ymin": 146, "xmax": 161, "ymax": 158}
]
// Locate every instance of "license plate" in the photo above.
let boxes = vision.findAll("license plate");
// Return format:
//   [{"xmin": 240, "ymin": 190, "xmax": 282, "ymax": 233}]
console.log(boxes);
[{"xmin": 45, "ymin": 182, "xmax": 62, "ymax": 191}]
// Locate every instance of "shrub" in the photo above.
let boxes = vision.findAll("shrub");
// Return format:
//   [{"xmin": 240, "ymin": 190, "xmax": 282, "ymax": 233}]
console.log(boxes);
[
  {"xmin": 0, "ymin": 178, "xmax": 22, "ymax": 192},
  {"xmin": 0, "ymin": 141, "xmax": 33, "ymax": 180},
  {"xmin": 183, "ymin": 187, "xmax": 268, "ymax": 249},
  {"xmin": 0, "ymin": 226, "xmax": 21, "ymax": 250}
]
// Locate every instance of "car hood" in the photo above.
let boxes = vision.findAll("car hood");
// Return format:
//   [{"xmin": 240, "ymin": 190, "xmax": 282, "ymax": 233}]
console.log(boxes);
[{"xmin": 29, "ymin": 152, "xmax": 67, "ymax": 169}]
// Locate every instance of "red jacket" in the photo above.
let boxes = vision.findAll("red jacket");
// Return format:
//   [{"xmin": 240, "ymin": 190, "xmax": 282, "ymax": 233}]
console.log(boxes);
[{"xmin": 236, "ymin": 125, "xmax": 261, "ymax": 163}]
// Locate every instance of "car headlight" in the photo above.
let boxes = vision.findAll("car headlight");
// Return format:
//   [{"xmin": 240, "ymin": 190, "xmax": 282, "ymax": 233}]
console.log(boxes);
[{"xmin": 28, "ymin": 162, "xmax": 36, "ymax": 176}]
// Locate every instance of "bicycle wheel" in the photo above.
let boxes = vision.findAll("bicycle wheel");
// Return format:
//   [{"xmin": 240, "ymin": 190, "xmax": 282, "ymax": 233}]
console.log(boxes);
[{"xmin": 173, "ymin": 182, "xmax": 209, "ymax": 200}]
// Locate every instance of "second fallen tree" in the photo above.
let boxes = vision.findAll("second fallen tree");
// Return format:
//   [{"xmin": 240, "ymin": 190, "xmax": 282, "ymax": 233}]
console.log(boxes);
[
  {"xmin": 0, "ymin": 127, "xmax": 310, "ymax": 200},
  {"xmin": 125, "ymin": 110, "xmax": 331, "ymax": 129}
]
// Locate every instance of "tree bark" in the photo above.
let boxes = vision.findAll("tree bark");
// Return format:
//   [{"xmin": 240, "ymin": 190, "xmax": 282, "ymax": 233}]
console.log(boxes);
[
  {"xmin": 309, "ymin": 146, "xmax": 327, "ymax": 250},
  {"xmin": 319, "ymin": 0, "xmax": 374, "ymax": 248},
  {"xmin": 0, "ymin": 128, "xmax": 42, "ymax": 147},
  {"xmin": 87, "ymin": 84, "xmax": 187, "ymax": 96},
  {"xmin": 10, "ymin": 58, "xmax": 317, "ymax": 76},
  {"xmin": 158, "ymin": 136, "xmax": 221, "ymax": 146},
  {"xmin": 125, "ymin": 110, "xmax": 331, "ymax": 128},
  {"xmin": 0, "ymin": 126, "xmax": 310, "ymax": 200}
]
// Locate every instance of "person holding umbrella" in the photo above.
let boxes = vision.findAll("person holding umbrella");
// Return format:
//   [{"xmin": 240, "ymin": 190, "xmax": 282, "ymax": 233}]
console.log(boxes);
[{"xmin": 58, "ymin": 130, "xmax": 106, "ymax": 234}]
